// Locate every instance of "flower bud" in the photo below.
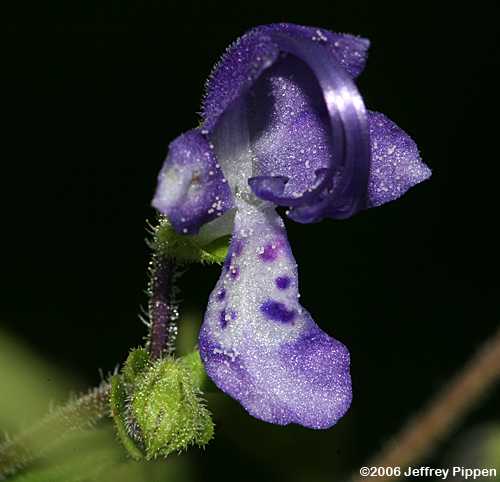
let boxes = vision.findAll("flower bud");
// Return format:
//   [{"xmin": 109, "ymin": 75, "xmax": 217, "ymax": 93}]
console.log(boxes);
[{"xmin": 111, "ymin": 349, "xmax": 214, "ymax": 460}]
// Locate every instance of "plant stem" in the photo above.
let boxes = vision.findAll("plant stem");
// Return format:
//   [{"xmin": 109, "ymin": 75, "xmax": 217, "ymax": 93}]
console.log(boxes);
[
  {"xmin": 147, "ymin": 254, "xmax": 179, "ymax": 360},
  {"xmin": 0, "ymin": 381, "xmax": 111, "ymax": 480},
  {"xmin": 352, "ymin": 325, "xmax": 500, "ymax": 481}
]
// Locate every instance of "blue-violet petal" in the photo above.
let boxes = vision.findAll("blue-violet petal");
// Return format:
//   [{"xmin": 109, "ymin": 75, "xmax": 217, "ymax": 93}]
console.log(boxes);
[
  {"xmin": 367, "ymin": 111, "xmax": 431, "ymax": 207},
  {"xmin": 203, "ymin": 23, "xmax": 369, "ymax": 131},
  {"xmin": 152, "ymin": 129, "xmax": 233, "ymax": 234}
]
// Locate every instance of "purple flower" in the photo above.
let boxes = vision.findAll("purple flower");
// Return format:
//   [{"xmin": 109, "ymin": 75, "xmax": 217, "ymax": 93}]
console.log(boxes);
[{"xmin": 152, "ymin": 23, "xmax": 431, "ymax": 429}]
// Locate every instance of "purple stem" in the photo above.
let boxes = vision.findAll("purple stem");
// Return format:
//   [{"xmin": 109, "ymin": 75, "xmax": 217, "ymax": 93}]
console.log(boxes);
[{"xmin": 148, "ymin": 255, "xmax": 179, "ymax": 360}]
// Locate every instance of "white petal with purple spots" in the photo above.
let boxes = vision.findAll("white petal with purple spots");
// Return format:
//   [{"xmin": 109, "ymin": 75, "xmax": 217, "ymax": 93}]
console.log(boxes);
[{"xmin": 199, "ymin": 197, "xmax": 351, "ymax": 428}]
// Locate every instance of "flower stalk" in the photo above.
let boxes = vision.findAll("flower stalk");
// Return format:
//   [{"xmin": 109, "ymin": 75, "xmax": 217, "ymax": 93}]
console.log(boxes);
[{"xmin": 147, "ymin": 253, "xmax": 179, "ymax": 359}]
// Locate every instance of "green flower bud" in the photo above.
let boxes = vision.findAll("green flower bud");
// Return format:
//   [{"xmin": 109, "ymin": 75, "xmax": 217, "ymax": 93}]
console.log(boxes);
[
  {"xmin": 110, "ymin": 374, "xmax": 144, "ymax": 461},
  {"xmin": 110, "ymin": 348, "xmax": 214, "ymax": 460},
  {"xmin": 179, "ymin": 350, "xmax": 207, "ymax": 389},
  {"xmin": 123, "ymin": 347, "xmax": 149, "ymax": 384}
]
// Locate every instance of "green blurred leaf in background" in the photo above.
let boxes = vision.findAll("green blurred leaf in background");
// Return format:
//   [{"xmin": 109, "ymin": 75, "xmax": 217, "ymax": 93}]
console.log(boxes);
[{"xmin": 0, "ymin": 328, "xmax": 194, "ymax": 482}]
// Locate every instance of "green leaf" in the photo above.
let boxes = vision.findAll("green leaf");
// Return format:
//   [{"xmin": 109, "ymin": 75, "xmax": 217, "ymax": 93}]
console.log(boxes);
[
  {"xmin": 483, "ymin": 425, "xmax": 500, "ymax": 469},
  {"xmin": 0, "ymin": 329, "xmax": 72, "ymax": 432},
  {"xmin": 10, "ymin": 424, "xmax": 192, "ymax": 482},
  {"xmin": 9, "ymin": 427, "xmax": 120, "ymax": 482}
]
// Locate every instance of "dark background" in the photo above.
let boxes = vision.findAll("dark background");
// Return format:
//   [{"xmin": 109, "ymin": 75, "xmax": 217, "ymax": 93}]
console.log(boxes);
[{"xmin": 4, "ymin": 1, "xmax": 500, "ymax": 480}]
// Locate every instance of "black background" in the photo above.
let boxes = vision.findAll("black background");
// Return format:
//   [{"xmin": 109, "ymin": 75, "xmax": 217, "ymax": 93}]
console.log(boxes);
[{"xmin": 4, "ymin": 1, "xmax": 500, "ymax": 480}]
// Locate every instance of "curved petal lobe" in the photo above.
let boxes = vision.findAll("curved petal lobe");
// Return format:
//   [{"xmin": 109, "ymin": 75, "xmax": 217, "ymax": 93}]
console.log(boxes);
[
  {"xmin": 202, "ymin": 30, "xmax": 280, "ymax": 131},
  {"xmin": 251, "ymin": 29, "xmax": 371, "ymax": 217},
  {"xmin": 286, "ymin": 112, "xmax": 432, "ymax": 222},
  {"xmin": 199, "ymin": 199, "xmax": 352, "ymax": 428},
  {"xmin": 367, "ymin": 111, "xmax": 431, "ymax": 207},
  {"xmin": 268, "ymin": 23, "xmax": 369, "ymax": 78},
  {"xmin": 152, "ymin": 129, "xmax": 233, "ymax": 234},
  {"xmin": 203, "ymin": 23, "xmax": 369, "ymax": 131}
]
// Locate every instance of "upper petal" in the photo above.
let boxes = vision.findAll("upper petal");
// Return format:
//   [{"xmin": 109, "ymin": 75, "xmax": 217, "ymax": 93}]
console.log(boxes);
[
  {"xmin": 205, "ymin": 24, "xmax": 371, "ymax": 217},
  {"xmin": 199, "ymin": 199, "xmax": 351, "ymax": 428},
  {"xmin": 152, "ymin": 129, "xmax": 233, "ymax": 234}
]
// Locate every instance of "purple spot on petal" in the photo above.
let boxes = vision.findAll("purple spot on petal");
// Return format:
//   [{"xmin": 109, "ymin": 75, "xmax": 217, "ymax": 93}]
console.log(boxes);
[
  {"xmin": 223, "ymin": 253, "xmax": 232, "ymax": 271},
  {"xmin": 260, "ymin": 300, "xmax": 295, "ymax": 324},
  {"xmin": 219, "ymin": 308, "xmax": 237, "ymax": 328},
  {"xmin": 216, "ymin": 289, "xmax": 226, "ymax": 301},
  {"xmin": 224, "ymin": 240, "xmax": 244, "ymax": 271},
  {"xmin": 275, "ymin": 276, "xmax": 291, "ymax": 290},
  {"xmin": 219, "ymin": 309, "xmax": 228, "ymax": 328},
  {"xmin": 229, "ymin": 266, "xmax": 239, "ymax": 280},
  {"xmin": 259, "ymin": 243, "xmax": 278, "ymax": 262},
  {"xmin": 233, "ymin": 239, "xmax": 244, "ymax": 256}
]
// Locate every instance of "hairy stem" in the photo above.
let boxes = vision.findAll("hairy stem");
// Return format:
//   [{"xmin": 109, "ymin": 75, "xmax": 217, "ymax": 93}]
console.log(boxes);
[
  {"xmin": 352, "ymin": 326, "xmax": 500, "ymax": 481},
  {"xmin": 0, "ymin": 381, "xmax": 111, "ymax": 480},
  {"xmin": 147, "ymin": 254, "xmax": 179, "ymax": 360}
]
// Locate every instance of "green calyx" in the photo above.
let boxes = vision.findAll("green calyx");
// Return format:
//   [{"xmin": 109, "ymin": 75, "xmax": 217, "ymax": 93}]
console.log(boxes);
[
  {"xmin": 151, "ymin": 217, "xmax": 229, "ymax": 265},
  {"xmin": 110, "ymin": 348, "xmax": 214, "ymax": 460}
]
